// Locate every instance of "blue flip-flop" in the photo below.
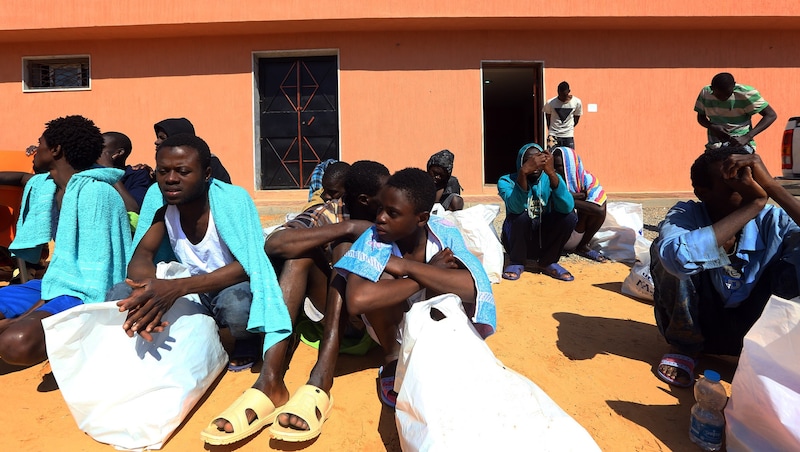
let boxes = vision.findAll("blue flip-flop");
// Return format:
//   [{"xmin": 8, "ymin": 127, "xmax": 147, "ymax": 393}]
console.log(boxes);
[
  {"xmin": 228, "ymin": 338, "xmax": 261, "ymax": 372},
  {"xmin": 502, "ymin": 264, "xmax": 525, "ymax": 281},
  {"xmin": 576, "ymin": 249, "xmax": 608, "ymax": 263},
  {"xmin": 539, "ymin": 263, "xmax": 575, "ymax": 282}
]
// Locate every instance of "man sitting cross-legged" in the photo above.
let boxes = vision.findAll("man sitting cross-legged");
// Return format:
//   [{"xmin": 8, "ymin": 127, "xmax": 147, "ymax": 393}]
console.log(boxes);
[
  {"xmin": 0, "ymin": 115, "xmax": 131, "ymax": 367},
  {"xmin": 335, "ymin": 168, "xmax": 496, "ymax": 408},
  {"xmin": 109, "ymin": 132, "xmax": 289, "ymax": 384},
  {"xmin": 201, "ymin": 160, "xmax": 390, "ymax": 444}
]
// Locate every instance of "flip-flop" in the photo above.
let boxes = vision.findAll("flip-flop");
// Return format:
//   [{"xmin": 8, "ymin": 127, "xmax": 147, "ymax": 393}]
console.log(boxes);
[
  {"xmin": 656, "ymin": 353, "xmax": 696, "ymax": 388},
  {"xmin": 502, "ymin": 264, "xmax": 525, "ymax": 281},
  {"xmin": 576, "ymin": 249, "xmax": 608, "ymax": 263},
  {"xmin": 200, "ymin": 388, "xmax": 283, "ymax": 445},
  {"xmin": 538, "ymin": 263, "xmax": 575, "ymax": 282},
  {"xmin": 269, "ymin": 385, "xmax": 334, "ymax": 442},
  {"xmin": 228, "ymin": 338, "xmax": 261, "ymax": 372},
  {"xmin": 377, "ymin": 365, "xmax": 398, "ymax": 408}
]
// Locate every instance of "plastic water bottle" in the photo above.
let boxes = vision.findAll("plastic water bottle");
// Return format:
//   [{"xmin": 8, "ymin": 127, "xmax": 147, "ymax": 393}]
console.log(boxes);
[{"xmin": 689, "ymin": 369, "xmax": 728, "ymax": 451}]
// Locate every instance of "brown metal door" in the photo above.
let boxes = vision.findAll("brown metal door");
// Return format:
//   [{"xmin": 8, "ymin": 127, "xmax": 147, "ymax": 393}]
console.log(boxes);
[{"xmin": 258, "ymin": 56, "xmax": 339, "ymax": 189}]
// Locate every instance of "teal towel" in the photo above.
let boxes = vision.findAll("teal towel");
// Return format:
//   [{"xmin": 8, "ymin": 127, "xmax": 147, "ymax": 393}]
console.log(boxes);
[
  {"xmin": 10, "ymin": 173, "xmax": 56, "ymax": 263},
  {"xmin": 13, "ymin": 168, "xmax": 131, "ymax": 303},
  {"xmin": 133, "ymin": 180, "xmax": 290, "ymax": 353}
]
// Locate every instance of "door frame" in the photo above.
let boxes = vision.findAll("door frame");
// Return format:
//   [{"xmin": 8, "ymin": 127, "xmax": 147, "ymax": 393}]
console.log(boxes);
[
  {"xmin": 252, "ymin": 49, "xmax": 341, "ymax": 191},
  {"xmin": 480, "ymin": 60, "xmax": 545, "ymax": 186}
]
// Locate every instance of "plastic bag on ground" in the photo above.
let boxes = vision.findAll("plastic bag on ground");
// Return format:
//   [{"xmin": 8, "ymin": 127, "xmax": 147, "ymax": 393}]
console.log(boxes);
[
  {"xmin": 726, "ymin": 295, "xmax": 800, "ymax": 452},
  {"xmin": 590, "ymin": 201, "xmax": 646, "ymax": 263},
  {"xmin": 42, "ymin": 262, "xmax": 228, "ymax": 451},
  {"xmin": 431, "ymin": 204, "xmax": 503, "ymax": 283},
  {"xmin": 621, "ymin": 237, "xmax": 654, "ymax": 301},
  {"xmin": 394, "ymin": 293, "xmax": 600, "ymax": 451}
]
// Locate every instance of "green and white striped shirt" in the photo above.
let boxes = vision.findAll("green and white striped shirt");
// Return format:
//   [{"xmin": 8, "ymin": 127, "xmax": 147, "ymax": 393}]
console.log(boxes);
[{"xmin": 694, "ymin": 84, "xmax": 768, "ymax": 149}]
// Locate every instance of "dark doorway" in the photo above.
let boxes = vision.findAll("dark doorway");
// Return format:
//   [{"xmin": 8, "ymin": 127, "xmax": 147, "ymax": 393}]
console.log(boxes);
[
  {"xmin": 257, "ymin": 55, "xmax": 339, "ymax": 189},
  {"xmin": 482, "ymin": 63, "xmax": 544, "ymax": 184}
]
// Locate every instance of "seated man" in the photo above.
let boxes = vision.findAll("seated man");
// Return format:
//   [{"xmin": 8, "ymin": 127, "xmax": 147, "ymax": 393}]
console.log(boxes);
[
  {"xmin": 0, "ymin": 115, "xmax": 131, "ymax": 366},
  {"xmin": 427, "ymin": 149, "xmax": 464, "ymax": 211},
  {"xmin": 111, "ymin": 133, "xmax": 288, "ymax": 373},
  {"xmin": 335, "ymin": 168, "xmax": 496, "ymax": 408},
  {"xmin": 150, "ymin": 118, "xmax": 232, "ymax": 183},
  {"xmin": 498, "ymin": 143, "xmax": 577, "ymax": 281},
  {"xmin": 302, "ymin": 160, "xmax": 351, "ymax": 211},
  {"xmin": 550, "ymin": 145, "xmax": 608, "ymax": 262},
  {"xmin": 98, "ymin": 131, "xmax": 153, "ymax": 213},
  {"xmin": 652, "ymin": 148, "xmax": 800, "ymax": 387},
  {"xmin": 202, "ymin": 160, "xmax": 389, "ymax": 445}
]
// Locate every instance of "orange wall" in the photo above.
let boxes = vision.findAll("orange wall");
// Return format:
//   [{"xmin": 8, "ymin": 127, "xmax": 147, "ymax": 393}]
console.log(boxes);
[
  {"xmin": 4, "ymin": 1, "xmax": 800, "ymax": 31},
  {"xmin": 1, "ymin": 28, "xmax": 798, "ymax": 197}
]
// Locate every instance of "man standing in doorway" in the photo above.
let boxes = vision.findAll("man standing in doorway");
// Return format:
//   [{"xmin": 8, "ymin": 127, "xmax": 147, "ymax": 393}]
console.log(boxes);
[{"xmin": 543, "ymin": 81, "xmax": 582, "ymax": 149}]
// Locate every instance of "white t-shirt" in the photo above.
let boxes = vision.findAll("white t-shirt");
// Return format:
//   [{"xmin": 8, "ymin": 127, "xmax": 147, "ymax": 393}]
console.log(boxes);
[
  {"xmin": 164, "ymin": 204, "xmax": 235, "ymax": 276},
  {"xmin": 543, "ymin": 95, "xmax": 583, "ymax": 138}
]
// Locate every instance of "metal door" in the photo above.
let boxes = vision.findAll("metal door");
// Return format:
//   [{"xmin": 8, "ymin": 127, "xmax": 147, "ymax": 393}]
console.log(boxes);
[{"xmin": 258, "ymin": 56, "xmax": 338, "ymax": 189}]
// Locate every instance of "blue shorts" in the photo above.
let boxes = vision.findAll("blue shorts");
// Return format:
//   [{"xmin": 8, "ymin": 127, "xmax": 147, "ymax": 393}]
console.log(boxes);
[{"xmin": 0, "ymin": 279, "xmax": 83, "ymax": 318}]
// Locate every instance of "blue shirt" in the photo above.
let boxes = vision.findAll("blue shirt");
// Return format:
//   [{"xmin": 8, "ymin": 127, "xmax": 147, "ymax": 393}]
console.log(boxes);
[{"xmin": 655, "ymin": 201, "xmax": 800, "ymax": 308}]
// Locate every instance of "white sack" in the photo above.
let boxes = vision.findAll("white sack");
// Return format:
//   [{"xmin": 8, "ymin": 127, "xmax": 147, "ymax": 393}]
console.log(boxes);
[
  {"xmin": 432, "ymin": 204, "xmax": 503, "ymax": 283},
  {"xmin": 726, "ymin": 295, "xmax": 800, "ymax": 452},
  {"xmin": 394, "ymin": 293, "xmax": 600, "ymax": 452},
  {"xmin": 621, "ymin": 239, "xmax": 654, "ymax": 301},
  {"xmin": 42, "ymin": 262, "xmax": 228, "ymax": 451},
  {"xmin": 590, "ymin": 201, "xmax": 646, "ymax": 263}
]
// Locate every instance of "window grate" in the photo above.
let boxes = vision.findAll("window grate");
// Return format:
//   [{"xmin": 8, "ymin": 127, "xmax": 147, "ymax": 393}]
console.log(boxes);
[{"xmin": 23, "ymin": 56, "xmax": 90, "ymax": 91}]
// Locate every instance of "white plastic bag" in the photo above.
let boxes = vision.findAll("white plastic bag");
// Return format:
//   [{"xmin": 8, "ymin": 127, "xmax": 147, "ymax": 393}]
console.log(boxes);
[
  {"xmin": 621, "ymin": 239, "xmax": 654, "ymax": 301},
  {"xmin": 394, "ymin": 293, "xmax": 600, "ymax": 452},
  {"xmin": 42, "ymin": 262, "xmax": 228, "ymax": 451},
  {"xmin": 590, "ymin": 201, "xmax": 645, "ymax": 263},
  {"xmin": 726, "ymin": 295, "xmax": 800, "ymax": 452},
  {"xmin": 432, "ymin": 204, "xmax": 504, "ymax": 283}
]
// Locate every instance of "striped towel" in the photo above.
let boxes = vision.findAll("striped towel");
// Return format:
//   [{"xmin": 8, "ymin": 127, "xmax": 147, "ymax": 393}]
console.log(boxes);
[{"xmin": 553, "ymin": 146, "xmax": 607, "ymax": 206}]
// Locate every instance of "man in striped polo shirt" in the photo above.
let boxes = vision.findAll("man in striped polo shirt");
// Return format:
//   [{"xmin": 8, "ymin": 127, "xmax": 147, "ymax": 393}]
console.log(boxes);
[{"xmin": 695, "ymin": 72, "xmax": 777, "ymax": 153}]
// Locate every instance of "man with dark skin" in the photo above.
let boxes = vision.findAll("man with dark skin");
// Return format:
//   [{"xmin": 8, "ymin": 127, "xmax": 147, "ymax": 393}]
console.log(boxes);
[
  {"xmin": 544, "ymin": 81, "xmax": 582, "ymax": 149},
  {"xmin": 652, "ymin": 148, "xmax": 800, "ymax": 387},
  {"xmin": 497, "ymin": 143, "xmax": 577, "ymax": 281},
  {"xmin": 202, "ymin": 161, "xmax": 389, "ymax": 444},
  {"xmin": 336, "ymin": 168, "xmax": 495, "ymax": 408},
  {"xmin": 97, "ymin": 131, "xmax": 152, "ymax": 213},
  {"xmin": 115, "ymin": 135, "xmax": 272, "ymax": 359},
  {"xmin": 551, "ymin": 144, "xmax": 608, "ymax": 262},
  {"xmin": 695, "ymin": 72, "xmax": 777, "ymax": 152},
  {"xmin": 0, "ymin": 115, "xmax": 130, "ymax": 366}
]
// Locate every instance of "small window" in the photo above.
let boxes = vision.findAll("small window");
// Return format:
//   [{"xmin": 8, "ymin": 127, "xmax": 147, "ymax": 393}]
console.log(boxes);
[{"xmin": 22, "ymin": 55, "xmax": 90, "ymax": 92}]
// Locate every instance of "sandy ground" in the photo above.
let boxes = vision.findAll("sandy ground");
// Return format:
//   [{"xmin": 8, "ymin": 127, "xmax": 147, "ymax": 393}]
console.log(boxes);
[{"xmin": 0, "ymin": 253, "xmax": 739, "ymax": 452}]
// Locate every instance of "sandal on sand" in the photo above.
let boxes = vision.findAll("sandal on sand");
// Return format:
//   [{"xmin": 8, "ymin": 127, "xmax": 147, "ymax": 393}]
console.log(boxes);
[
  {"xmin": 576, "ymin": 249, "xmax": 608, "ymax": 263},
  {"xmin": 656, "ymin": 353, "xmax": 696, "ymax": 388},
  {"xmin": 502, "ymin": 264, "xmax": 525, "ymax": 281},
  {"xmin": 538, "ymin": 263, "xmax": 574, "ymax": 282},
  {"xmin": 200, "ymin": 388, "xmax": 282, "ymax": 445},
  {"xmin": 378, "ymin": 365, "xmax": 398, "ymax": 408},
  {"xmin": 269, "ymin": 385, "xmax": 334, "ymax": 442}
]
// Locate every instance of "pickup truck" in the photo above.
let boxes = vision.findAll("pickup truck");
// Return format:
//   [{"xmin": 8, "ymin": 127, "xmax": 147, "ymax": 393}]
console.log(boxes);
[{"xmin": 782, "ymin": 117, "xmax": 800, "ymax": 178}]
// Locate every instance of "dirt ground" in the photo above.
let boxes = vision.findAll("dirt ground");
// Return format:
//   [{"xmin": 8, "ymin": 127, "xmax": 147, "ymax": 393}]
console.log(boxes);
[{"xmin": 0, "ymin": 255, "xmax": 738, "ymax": 452}]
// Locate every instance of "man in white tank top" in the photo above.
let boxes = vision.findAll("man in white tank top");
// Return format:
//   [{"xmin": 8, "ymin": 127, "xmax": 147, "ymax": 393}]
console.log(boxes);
[{"xmin": 109, "ymin": 134, "xmax": 262, "ymax": 371}]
